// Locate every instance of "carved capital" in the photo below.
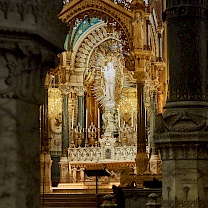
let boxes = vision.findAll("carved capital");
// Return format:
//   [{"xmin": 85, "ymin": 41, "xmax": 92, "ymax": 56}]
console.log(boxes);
[
  {"xmin": 73, "ymin": 86, "xmax": 87, "ymax": 96},
  {"xmin": 59, "ymin": 83, "xmax": 73, "ymax": 96},
  {"xmin": 164, "ymin": 3, "xmax": 207, "ymax": 21},
  {"xmin": 134, "ymin": 71, "xmax": 149, "ymax": 83},
  {"xmin": 0, "ymin": 43, "xmax": 54, "ymax": 104}
]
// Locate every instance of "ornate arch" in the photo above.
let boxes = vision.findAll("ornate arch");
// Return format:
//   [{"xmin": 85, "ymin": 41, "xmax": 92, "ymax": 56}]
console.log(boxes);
[
  {"xmin": 58, "ymin": 0, "xmax": 133, "ymax": 50},
  {"xmin": 73, "ymin": 24, "xmax": 122, "ymax": 69}
]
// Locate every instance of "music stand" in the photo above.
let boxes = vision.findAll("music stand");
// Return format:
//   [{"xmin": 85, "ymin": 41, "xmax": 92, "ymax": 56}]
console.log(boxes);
[{"xmin": 84, "ymin": 169, "xmax": 111, "ymax": 195}]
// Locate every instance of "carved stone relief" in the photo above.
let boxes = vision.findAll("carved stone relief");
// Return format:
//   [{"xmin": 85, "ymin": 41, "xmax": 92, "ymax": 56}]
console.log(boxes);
[{"xmin": 0, "ymin": 42, "xmax": 54, "ymax": 104}]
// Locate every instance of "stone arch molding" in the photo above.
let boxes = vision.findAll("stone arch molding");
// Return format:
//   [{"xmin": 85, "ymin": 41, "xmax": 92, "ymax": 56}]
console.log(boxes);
[
  {"xmin": 73, "ymin": 23, "xmax": 122, "ymax": 70},
  {"xmin": 59, "ymin": 0, "xmax": 133, "ymax": 48}
]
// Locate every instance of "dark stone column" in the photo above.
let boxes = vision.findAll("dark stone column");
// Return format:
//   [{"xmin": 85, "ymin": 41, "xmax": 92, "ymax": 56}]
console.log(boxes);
[
  {"xmin": 135, "ymin": 77, "xmax": 148, "ymax": 174},
  {"xmin": 137, "ymin": 83, "xmax": 146, "ymax": 153},
  {"xmin": 0, "ymin": 0, "xmax": 66, "ymax": 207},
  {"xmin": 61, "ymin": 95, "xmax": 70, "ymax": 157},
  {"xmin": 165, "ymin": 2, "xmax": 208, "ymax": 102},
  {"xmin": 155, "ymin": 1, "xmax": 208, "ymax": 207},
  {"xmin": 0, "ymin": 42, "xmax": 55, "ymax": 208}
]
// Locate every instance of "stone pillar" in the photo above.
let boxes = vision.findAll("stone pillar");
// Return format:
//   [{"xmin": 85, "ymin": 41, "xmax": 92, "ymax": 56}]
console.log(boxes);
[
  {"xmin": 0, "ymin": 45, "xmax": 52, "ymax": 208},
  {"xmin": 57, "ymin": 51, "xmax": 73, "ymax": 184},
  {"xmin": 40, "ymin": 137, "xmax": 52, "ymax": 193},
  {"xmin": 40, "ymin": 86, "xmax": 49, "ymax": 136},
  {"xmin": 149, "ymin": 90, "xmax": 161, "ymax": 175},
  {"xmin": 61, "ymin": 94, "xmax": 70, "ymax": 157},
  {"xmin": 155, "ymin": 1, "xmax": 208, "ymax": 207},
  {"xmin": 149, "ymin": 61, "xmax": 165, "ymax": 174},
  {"xmin": 74, "ymin": 86, "xmax": 86, "ymax": 129},
  {"xmin": 134, "ymin": 72, "xmax": 149, "ymax": 174},
  {"xmin": 59, "ymin": 93, "xmax": 70, "ymax": 183},
  {"xmin": 0, "ymin": 0, "xmax": 66, "ymax": 206},
  {"xmin": 77, "ymin": 96, "xmax": 84, "ymax": 127}
]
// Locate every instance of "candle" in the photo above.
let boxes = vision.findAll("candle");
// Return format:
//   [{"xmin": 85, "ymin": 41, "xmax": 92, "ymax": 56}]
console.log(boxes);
[
  {"xmin": 131, "ymin": 109, "xmax": 134, "ymax": 127},
  {"xmin": 98, "ymin": 108, "xmax": 100, "ymax": 128},
  {"xmin": 63, "ymin": 52, "xmax": 66, "ymax": 66},
  {"xmin": 72, "ymin": 108, "xmax": 74, "ymax": 129},
  {"xmin": 86, "ymin": 109, "xmax": 88, "ymax": 128},
  {"xmin": 118, "ymin": 108, "xmax": 120, "ymax": 128}
]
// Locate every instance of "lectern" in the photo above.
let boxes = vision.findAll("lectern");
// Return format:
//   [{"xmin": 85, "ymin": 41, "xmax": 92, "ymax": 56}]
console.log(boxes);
[{"xmin": 84, "ymin": 169, "xmax": 111, "ymax": 195}]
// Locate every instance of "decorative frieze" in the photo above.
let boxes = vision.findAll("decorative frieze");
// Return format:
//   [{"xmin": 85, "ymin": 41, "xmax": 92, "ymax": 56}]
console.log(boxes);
[
  {"xmin": 68, "ymin": 145, "xmax": 137, "ymax": 162},
  {"xmin": 157, "ymin": 142, "xmax": 208, "ymax": 161},
  {"xmin": 164, "ymin": 5, "xmax": 206, "ymax": 21}
]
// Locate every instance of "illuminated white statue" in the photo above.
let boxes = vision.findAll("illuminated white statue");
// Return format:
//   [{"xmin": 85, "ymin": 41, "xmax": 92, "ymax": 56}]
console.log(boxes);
[{"xmin": 102, "ymin": 56, "xmax": 116, "ymax": 104}]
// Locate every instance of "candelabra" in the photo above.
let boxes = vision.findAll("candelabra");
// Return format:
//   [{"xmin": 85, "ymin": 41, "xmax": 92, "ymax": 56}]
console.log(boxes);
[
  {"xmin": 87, "ymin": 122, "xmax": 97, "ymax": 147},
  {"xmin": 119, "ymin": 123, "xmax": 137, "ymax": 146},
  {"xmin": 71, "ymin": 124, "xmax": 84, "ymax": 148}
]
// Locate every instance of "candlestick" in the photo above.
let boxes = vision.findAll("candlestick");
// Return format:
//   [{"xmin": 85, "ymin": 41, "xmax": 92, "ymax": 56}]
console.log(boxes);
[
  {"xmin": 86, "ymin": 109, "xmax": 88, "ymax": 128},
  {"xmin": 118, "ymin": 107, "xmax": 120, "ymax": 128},
  {"xmin": 72, "ymin": 108, "xmax": 74, "ymax": 129},
  {"xmin": 98, "ymin": 108, "xmax": 100, "ymax": 128}
]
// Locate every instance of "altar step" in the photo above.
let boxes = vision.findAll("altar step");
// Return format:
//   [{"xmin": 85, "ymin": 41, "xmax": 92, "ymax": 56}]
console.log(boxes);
[{"xmin": 41, "ymin": 193, "xmax": 101, "ymax": 208}]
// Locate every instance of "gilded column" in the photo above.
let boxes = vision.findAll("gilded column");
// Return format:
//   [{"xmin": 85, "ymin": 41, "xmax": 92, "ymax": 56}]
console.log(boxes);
[{"xmin": 155, "ymin": 1, "xmax": 208, "ymax": 207}]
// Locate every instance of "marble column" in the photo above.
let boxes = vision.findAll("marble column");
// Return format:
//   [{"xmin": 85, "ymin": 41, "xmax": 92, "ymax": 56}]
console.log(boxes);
[
  {"xmin": 61, "ymin": 94, "xmax": 70, "ymax": 157},
  {"xmin": 135, "ymin": 80, "xmax": 148, "ymax": 174},
  {"xmin": 154, "ymin": 1, "xmax": 208, "ymax": 207},
  {"xmin": 59, "ymin": 94, "xmax": 70, "ymax": 183},
  {"xmin": 77, "ymin": 96, "xmax": 84, "ymax": 128},
  {"xmin": 75, "ymin": 86, "xmax": 86, "ymax": 130},
  {"xmin": 74, "ymin": 86, "xmax": 86, "ymax": 144}
]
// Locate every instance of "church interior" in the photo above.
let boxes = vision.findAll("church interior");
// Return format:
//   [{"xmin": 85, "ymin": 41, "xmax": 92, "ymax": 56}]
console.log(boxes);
[{"xmin": 1, "ymin": 0, "xmax": 208, "ymax": 208}]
